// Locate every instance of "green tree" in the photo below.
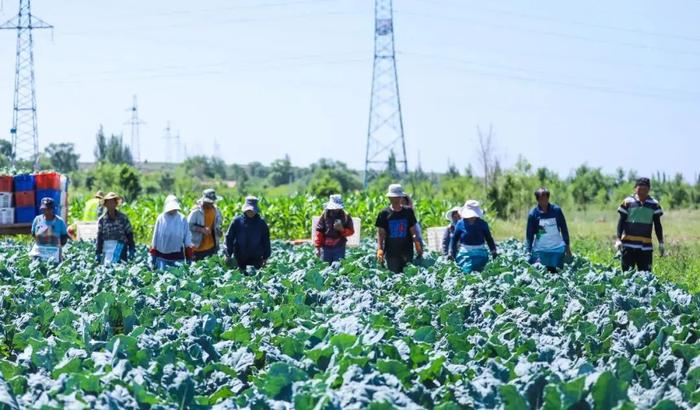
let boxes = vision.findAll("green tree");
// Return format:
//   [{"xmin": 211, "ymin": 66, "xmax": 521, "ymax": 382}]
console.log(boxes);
[
  {"xmin": 94, "ymin": 126, "xmax": 133, "ymax": 165},
  {"xmin": 307, "ymin": 170, "xmax": 343, "ymax": 197},
  {"xmin": 44, "ymin": 143, "xmax": 80, "ymax": 173},
  {"xmin": 119, "ymin": 165, "xmax": 142, "ymax": 202},
  {"xmin": 268, "ymin": 155, "xmax": 293, "ymax": 187}
]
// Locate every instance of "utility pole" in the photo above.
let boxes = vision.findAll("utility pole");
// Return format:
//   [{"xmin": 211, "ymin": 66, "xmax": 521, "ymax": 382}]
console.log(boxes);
[
  {"xmin": 125, "ymin": 95, "xmax": 145, "ymax": 163},
  {"xmin": 364, "ymin": 0, "xmax": 407, "ymax": 187},
  {"xmin": 1, "ymin": 0, "xmax": 52, "ymax": 166}
]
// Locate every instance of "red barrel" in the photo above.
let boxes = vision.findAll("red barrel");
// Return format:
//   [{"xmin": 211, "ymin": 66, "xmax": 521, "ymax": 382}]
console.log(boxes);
[
  {"xmin": 0, "ymin": 175, "xmax": 12, "ymax": 192},
  {"xmin": 35, "ymin": 172, "xmax": 61, "ymax": 190}
]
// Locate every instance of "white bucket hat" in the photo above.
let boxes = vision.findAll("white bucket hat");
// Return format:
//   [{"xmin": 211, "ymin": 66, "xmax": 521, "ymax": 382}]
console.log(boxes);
[
  {"xmin": 460, "ymin": 200, "xmax": 484, "ymax": 219},
  {"xmin": 163, "ymin": 195, "xmax": 181, "ymax": 213},
  {"xmin": 444, "ymin": 206, "xmax": 461, "ymax": 222},
  {"xmin": 325, "ymin": 194, "xmax": 344, "ymax": 210},
  {"xmin": 386, "ymin": 184, "xmax": 405, "ymax": 198}
]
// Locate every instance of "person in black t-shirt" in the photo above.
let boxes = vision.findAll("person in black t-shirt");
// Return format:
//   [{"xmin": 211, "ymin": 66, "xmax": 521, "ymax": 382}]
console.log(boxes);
[{"xmin": 375, "ymin": 184, "xmax": 423, "ymax": 273}]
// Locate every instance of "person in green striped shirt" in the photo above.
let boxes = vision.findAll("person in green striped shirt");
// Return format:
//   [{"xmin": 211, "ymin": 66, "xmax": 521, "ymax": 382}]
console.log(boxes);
[{"xmin": 615, "ymin": 177, "xmax": 664, "ymax": 272}]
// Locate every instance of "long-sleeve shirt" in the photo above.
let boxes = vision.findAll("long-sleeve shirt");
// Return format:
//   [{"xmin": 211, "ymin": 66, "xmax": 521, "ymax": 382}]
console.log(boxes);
[
  {"xmin": 617, "ymin": 194, "xmax": 663, "ymax": 251},
  {"xmin": 96, "ymin": 210, "xmax": 135, "ymax": 261},
  {"xmin": 449, "ymin": 218, "xmax": 497, "ymax": 258},
  {"xmin": 525, "ymin": 204, "xmax": 570, "ymax": 252},
  {"xmin": 225, "ymin": 214, "xmax": 271, "ymax": 261},
  {"xmin": 315, "ymin": 211, "xmax": 354, "ymax": 249},
  {"xmin": 151, "ymin": 211, "xmax": 193, "ymax": 255},
  {"xmin": 441, "ymin": 223, "xmax": 456, "ymax": 256}
]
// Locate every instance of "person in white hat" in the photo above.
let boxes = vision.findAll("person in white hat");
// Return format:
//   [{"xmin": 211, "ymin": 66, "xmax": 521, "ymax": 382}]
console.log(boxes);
[
  {"xmin": 314, "ymin": 194, "xmax": 355, "ymax": 263},
  {"xmin": 225, "ymin": 196, "xmax": 271, "ymax": 273},
  {"xmin": 375, "ymin": 184, "xmax": 423, "ymax": 273},
  {"xmin": 150, "ymin": 195, "xmax": 194, "ymax": 270},
  {"xmin": 441, "ymin": 206, "xmax": 461, "ymax": 256},
  {"xmin": 188, "ymin": 188, "xmax": 224, "ymax": 261},
  {"xmin": 448, "ymin": 200, "xmax": 498, "ymax": 273}
]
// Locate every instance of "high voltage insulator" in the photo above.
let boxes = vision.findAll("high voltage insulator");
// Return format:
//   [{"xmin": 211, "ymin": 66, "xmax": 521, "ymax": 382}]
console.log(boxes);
[
  {"xmin": 1, "ymin": 0, "xmax": 52, "ymax": 167},
  {"xmin": 364, "ymin": 0, "xmax": 408, "ymax": 187}
]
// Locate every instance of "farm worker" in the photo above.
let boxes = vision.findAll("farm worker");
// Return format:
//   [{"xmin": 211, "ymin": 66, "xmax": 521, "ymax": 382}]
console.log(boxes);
[
  {"xmin": 225, "ymin": 196, "xmax": 271, "ymax": 273},
  {"xmin": 401, "ymin": 194, "xmax": 424, "ymax": 246},
  {"xmin": 82, "ymin": 190, "xmax": 105, "ymax": 221},
  {"xmin": 616, "ymin": 177, "xmax": 664, "ymax": 272},
  {"xmin": 448, "ymin": 200, "xmax": 497, "ymax": 273},
  {"xmin": 149, "ymin": 195, "xmax": 194, "ymax": 270},
  {"xmin": 30, "ymin": 197, "xmax": 69, "ymax": 263},
  {"xmin": 441, "ymin": 206, "xmax": 461, "ymax": 256},
  {"xmin": 96, "ymin": 192, "xmax": 136, "ymax": 265},
  {"xmin": 525, "ymin": 187, "xmax": 571, "ymax": 272},
  {"xmin": 375, "ymin": 184, "xmax": 423, "ymax": 273},
  {"xmin": 314, "ymin": 194, "xmax": 355, "ymax": 263},
  {"xmin": 188, "ymin": 189, "xmax": 224, "ymax": 261}
]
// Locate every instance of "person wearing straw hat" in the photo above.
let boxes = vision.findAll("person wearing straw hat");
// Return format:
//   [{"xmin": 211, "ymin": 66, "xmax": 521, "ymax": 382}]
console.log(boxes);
[
  {"xmin": 82, "ymin": 190, "xmax": 105, "ymax": 221},
  {"xmin": 314, "ymin": 194, "xmax": 355, "ymax": 263},
  {"xmin": 188, "ymin": 189, "xmax": 224, "ymax": 261},
  {"xmin": 96, "ymin": 192, "xmax": 136, "ymax": 265},
  {"xmin": 225, "ymin": 196, "xmax": 271, "ymax": 273},
  {"xmin": 448, "ymin": 200, "xmax": 498, "ymax": 273},
  {"xmin": 149, "ymin": 195, "xmax": 194, "ymax": 270},
  {"xmin": 526, "ymin": 187, "xmax": 571, "ymax": 273},
  {"xmin": 441, "ymin": 206, "xmax": 461, "ymax": 256},
  {"xmin": 375, "ymin": 184, "xmax": 423, "ymax": 273},
  {"xmin": 30, "ymin": 197, "xmax": 69, "ymax": 264}
]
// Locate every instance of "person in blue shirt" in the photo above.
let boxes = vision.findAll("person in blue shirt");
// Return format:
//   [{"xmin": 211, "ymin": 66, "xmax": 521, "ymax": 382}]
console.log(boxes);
[
  {"xmin": 225, "ymin": 196, "xmax": 271, "ymax": 274},
  {"xmin": 448, "ymin": 200, "xmax": 497, "ymax": 273},
  {"xmin": 525, "ymin": 187, "xmax": 571, "ymax": 272},
  {"xmin": 30, "ymin": 197, "xmax": 69, "ymax": 263},
  {"xmin": 441, "ymin": 206, "xmax": 461, "ymax": 256}
]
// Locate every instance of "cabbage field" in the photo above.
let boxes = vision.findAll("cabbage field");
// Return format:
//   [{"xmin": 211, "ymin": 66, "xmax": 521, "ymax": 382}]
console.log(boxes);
[{"xmin": 0, "ymin": 238, "xmax": 698, "ymax": 409}]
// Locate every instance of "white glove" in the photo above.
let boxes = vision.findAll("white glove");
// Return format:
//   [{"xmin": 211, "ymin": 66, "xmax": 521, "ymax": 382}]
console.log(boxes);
[
  {"xmin": 614, "ymin": 239, "xmax": 623, "ymax": 252},
  {"xmin": 658, "ymin": 242, "xmax": 665, "ymax": 257}
]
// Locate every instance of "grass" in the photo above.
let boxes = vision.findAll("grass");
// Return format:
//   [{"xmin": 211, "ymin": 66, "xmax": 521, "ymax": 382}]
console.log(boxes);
[{"xmin": 491, "ymin": 209, "xmax": 700, "ymax": 293}]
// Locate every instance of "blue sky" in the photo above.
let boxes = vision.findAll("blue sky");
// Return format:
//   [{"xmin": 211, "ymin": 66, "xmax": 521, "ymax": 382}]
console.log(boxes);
[{"xmin": 0, "ymin": 0, "xmax": 698, "ymax": 180}]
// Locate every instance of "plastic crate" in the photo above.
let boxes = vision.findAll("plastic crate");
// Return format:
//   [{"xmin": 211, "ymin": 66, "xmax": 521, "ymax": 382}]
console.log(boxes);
[
  {"xmin": 0, "ymin": 176, "xmax": 12, "ymax": 192},
  {"xmin": 0, "ymin": 192, "xmax": 11, "ymax": 208},
  {"xmin": 15, "ymin": 206, "xmax": 36, "ymax": 224},
  {"xmin": 14, "ymin": 190, "xmax": 35, "ymax": 208},
  {"xmin": 0, "ymin": 207, "xmax": 14, "ymax": 225},
  {"xmin": 35, "ymin": 172, "xmax": 61, "ymax": 190},
  {"xmin": 35, "ymin": 189, "xmax": 61, "ymax": 209},
  {"xmin": 13, "ymin": 174, "xmax": 34, "ymax": 192}
]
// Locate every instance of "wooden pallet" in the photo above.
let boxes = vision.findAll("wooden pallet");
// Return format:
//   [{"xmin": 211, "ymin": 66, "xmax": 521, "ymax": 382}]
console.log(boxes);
[{"xmin": 0, "ymin": 223, "xmax": 32, "ymax": 235}]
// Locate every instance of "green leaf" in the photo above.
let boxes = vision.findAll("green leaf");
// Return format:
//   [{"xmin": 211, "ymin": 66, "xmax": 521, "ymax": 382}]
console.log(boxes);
[
  {"xmin": 221, "ymin": 325, "xmax": 251, "ymax": 345},
  {"xmin": 376, "ymin": 359, "xmax": 411, "ymax": 382},
  {"xmin": 51, "ymin": 357, "xmax": 81, "ymax": 378},
  {"xmin": 413, "ymin": 326, "xmax": 437, "ymax": 343},
  {"xmin": 652, "ymin": 400, "xmax": 679, "ymax": 410},
  {"xmin": 330, "ymin": 333, "xmax": 357, "ymax": 351},
  {"xmin": 500, "ymin": 385, "xmax": 528, "ymax": 410},
  {"xmin": 260, "ymin": 362, "xmax": 308, "ymax": 399},
  {"xmin": 592, "ymin": 371, "xmax": 628, "ymax": 410}
]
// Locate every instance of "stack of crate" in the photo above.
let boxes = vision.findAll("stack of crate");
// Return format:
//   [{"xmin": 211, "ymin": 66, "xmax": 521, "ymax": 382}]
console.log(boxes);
[
  {"xmin": 0, "ymin": 175, "xmax": 13, "ymax": 225},
  {"xmin": 13, "ymin": 174, "xmax": 36, "ymax": 224},
  {"xmin": 34, "ymin": 172, "xmax": 68, "ymax": 221}
]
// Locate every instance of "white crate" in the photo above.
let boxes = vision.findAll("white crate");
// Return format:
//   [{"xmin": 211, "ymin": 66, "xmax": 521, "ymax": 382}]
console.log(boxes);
[
  {"xmin": 76, "ymin": 222, "xmax": 98, "ymax": 241},
  {"xmin": 0, "ymin": 207, "xmax": 15, "ymax": 225},
  {"xmin": 311, "ymin": 217, "xmax": 361, "ymax": 247},
  {"xmin": 426, "ymin": 226, "xmax": 448, "ymax": 253},
  {"xmin": 0, "ymin": 192, "xmax": 12, "ymax": 208}
]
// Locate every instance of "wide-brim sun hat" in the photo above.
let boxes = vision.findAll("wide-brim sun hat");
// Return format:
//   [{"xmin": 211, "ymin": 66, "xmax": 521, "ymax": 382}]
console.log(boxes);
[
  {"xmin": 101, "ymin": 192, "xmax": 123, "ymax": 206},
  {"xmin": 444, "ymin": 206, "xmax": 461, "ymax": 221},
  {"xmin": 94, "ymin": 191, "xmax": 105, "ymax": 199},
  {"xmin": 386, "ymin": 184, "xmax": 405, "ymax": 198},
  {"xmin": 163, "ymin": 195, "xmax": 181, "ymax": 213},
  {"xmin": 325, "ymin": 194, "xmax": 344, "ymax": 210},
  {"xmin": 200, "ymin": 188, "xmax": 223, "ymax": 204},
  {"xmin": 242, "ymin": 196, "xmax": 260, "ymax": 213},
  {"xmin": 460, "ymin": 200, "xmax": 483, "ymax": 219}
]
